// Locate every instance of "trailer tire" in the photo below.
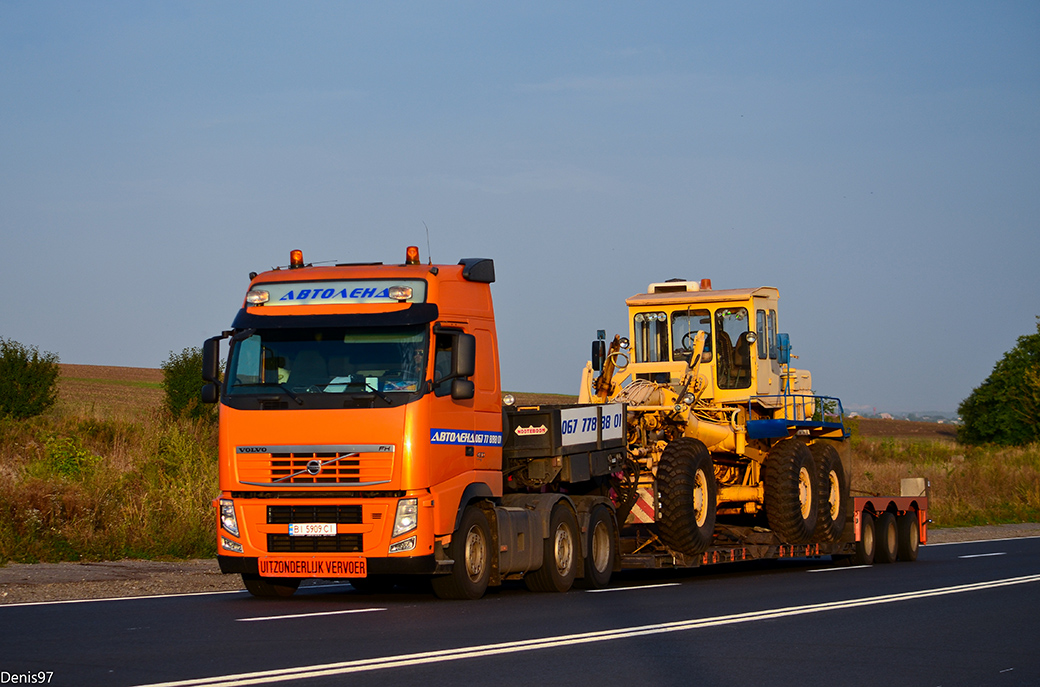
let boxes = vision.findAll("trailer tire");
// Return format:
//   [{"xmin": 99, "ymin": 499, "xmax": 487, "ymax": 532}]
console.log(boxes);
[
  {"xmin": 578, "ymin": 505, "xmax": 616, "ymax": 589},
  {"xmin": 853, "ymin": 511, "xmax": 875, "ymax": 565},
  {"xmin": 432, "ymin": 505, "xmax": 492, "ymax": 600},
  {"xmin": 241, "ymin": 574, "xmax": 300, "ymax": 598},
  {"xmin": 897, "ymin": 512, "xmax": 920, "ymax": 562},
  {"xmin": 525, "ymin": 503, "xmax": 579, "ymax": 593},
  {"xmin": 764, "ymin": 440, "xmax": 818, "ymax": 544},
  {"xmin": 875, "ymin": 512, "xmax": 899, "ymax": 564},
  {"xmin": 810, "ymin": 442, "xmax": 847, "ymax": 543},
  {"xmin": 657, "ymin": 438, "xmax": 716, "ymax": 556}
]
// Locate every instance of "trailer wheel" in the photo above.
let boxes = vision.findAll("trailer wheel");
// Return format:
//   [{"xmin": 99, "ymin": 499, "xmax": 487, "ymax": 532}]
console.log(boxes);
[
  {"xmin": 764, "ymin": 440, "xmax": 818, "ymax": 544},
  {"xmin": 810, "ymin": 442, "xmax": 847, "ymax": 542},
  {"xmin": 875, "ymin": 512, "xmax": 899, "ymax": 564},
  {"xmin": 657, "ymin": 438, "xmax": 716, "ymax": 556},
  {"xmin": 241, "ymin": 574, "xmax": 300, "ymax": 598},
  {"xmin": 897, "ymin": 512, "xmax": 920, "ymax": 562},
  {"xmin": 578, "ymin": 505, "xmax": 616, "ymax": 589},
  {"xmin": 852, "ymin": 511, "xmax": 875, "ymax": 565},
  {"xmin": 526, "ymin": 503, "xmax": 579, "ymax": 593},
  {"xmin": 432, "ymin": 505, "xmax": 492, "ymax": 600}
]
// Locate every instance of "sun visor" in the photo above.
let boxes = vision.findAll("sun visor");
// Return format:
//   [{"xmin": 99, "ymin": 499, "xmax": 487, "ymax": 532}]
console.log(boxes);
[{"xmin": 230, "ymin": 303, "xmax": 439, "ymax": 330}]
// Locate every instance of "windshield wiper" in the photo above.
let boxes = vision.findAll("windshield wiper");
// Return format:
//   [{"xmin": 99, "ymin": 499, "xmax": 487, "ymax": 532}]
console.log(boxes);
[
  {"xmin": 363, "ymin": 382, "xmax": 392, "ymax": 405},
  {"xmin": 253, "ymin": 384, "xmax": 304, "ymax": 405}
]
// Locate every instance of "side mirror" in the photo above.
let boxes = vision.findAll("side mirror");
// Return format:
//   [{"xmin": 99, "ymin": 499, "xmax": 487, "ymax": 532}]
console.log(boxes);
[
  {"xmin": 592, "ymin": 340, "xmax": 606, "ymax": 372},
  {"xmin": 454, "ymin": 333, "xmax": 476, "ymax": 378},
  {"xmin": 201, "ymin": 382, "xmax": 219, "ymax": 404},
  {"xmin": 451, "ymin": 378, "xmax": 475, "ymax": 401},
  {"xmin": 777, "ymin": 333, "xmax": 791, "ymax": 366},
  {"xmin": 202, "ymin": 337, "xmax": 221, "ymax": 383}
]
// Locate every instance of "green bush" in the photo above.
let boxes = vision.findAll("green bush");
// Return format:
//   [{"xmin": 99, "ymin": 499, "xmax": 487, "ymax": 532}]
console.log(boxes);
[
  {"xmin": 959, "ymin": 319, "xmax": 1040, "ymax": 446},
  {"xmin": 0, "ymin": 338, "xmax": 60, "ymax": 419},
  {"xmin": 161, "ymin": 347, "xmax": 216, "ymax": 422}
]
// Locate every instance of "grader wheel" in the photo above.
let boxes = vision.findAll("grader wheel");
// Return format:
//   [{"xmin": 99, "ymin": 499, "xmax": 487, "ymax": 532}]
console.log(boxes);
[
  {"xmin": 657, "ymin": 438, "xmax": 717, "ymax": 555},
  {"xmin": 810, "ymin": 442, "xmax": 847, "ymax": 543},
  {"xmin": 764, "ymin": 439, "xmax": 819, "ymax": 544}
]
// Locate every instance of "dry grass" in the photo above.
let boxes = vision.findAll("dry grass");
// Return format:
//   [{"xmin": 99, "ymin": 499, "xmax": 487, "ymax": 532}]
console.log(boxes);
[{"xmin": 0, "ymin": 367, "xmax": 215, "ymax": 563}]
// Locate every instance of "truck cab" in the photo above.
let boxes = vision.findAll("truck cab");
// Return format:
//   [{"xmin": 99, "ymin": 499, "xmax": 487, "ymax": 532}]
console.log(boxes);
[{"xmin": 204, "ymin": 249, "xmax": 503, "ymax": 596}]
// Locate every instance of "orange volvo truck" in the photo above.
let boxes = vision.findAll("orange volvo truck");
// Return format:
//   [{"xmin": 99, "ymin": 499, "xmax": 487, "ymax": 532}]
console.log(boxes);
[{"xmin": 203, "ymin": 248, "xmax": 926, "ymax": 600}]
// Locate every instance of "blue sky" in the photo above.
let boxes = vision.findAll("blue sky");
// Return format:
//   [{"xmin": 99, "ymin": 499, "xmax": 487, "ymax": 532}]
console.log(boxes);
[{"xmin": 2, "ymin": 2, "xmax": 1038, "ymax": 413}]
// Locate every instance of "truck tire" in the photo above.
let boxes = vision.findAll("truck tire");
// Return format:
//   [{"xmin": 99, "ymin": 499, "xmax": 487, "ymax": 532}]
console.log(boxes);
[
  {"xmin": 764, "ymin": 440, "xmax": 818, "ymax": 544},
  {"xmin": 525, "ymin": 503, "xmax": 579, "ymax": 593},
  {"xmin": 897, "ymin": 512, "xmax": 920, "ymax": 562},
  {"xmin": 853, "ymin": 511, "xmax": 875, "ymax": 565},
  {"xmin": 657, "ymin": 438, "xmax": 716, "ymax": 556},
  {"xmin": 578, "ymin": 505, "xmax": 616, "ymax": 589},
  {"xmin": 875, "ymin": 512, "xmax": 899, "ymax": 564},
  {"xmin": 241, "ymin": 574, "xmax": 300, "ymax": 598},
  {"xmin": 810, "ymin": 442, "xmax": 846, "ymax": 542},
  {"xmin": 432, "ymin": 505, "xmax": 492, "ymax": 600}
]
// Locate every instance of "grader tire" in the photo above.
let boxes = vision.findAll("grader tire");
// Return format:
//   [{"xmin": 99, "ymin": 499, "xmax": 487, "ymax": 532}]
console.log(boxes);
[
  {"xmin": 764, "ymin": 440, "xmax": 819, "ymax": 544},
  {"xmin": 810, "ymin": 442, "xmax": 847, "ymax": 543},
  {"xmin": 657, "ymin": 438, "xmax": 717, "ymax": 556}
]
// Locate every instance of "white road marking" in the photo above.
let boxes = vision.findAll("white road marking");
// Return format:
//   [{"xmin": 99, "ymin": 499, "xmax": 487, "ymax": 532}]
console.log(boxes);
[
  {"xmin": 132, "ymin": 573, "xmax": 1040, "ymax": 687},
  {"xmin": 807, "ymin": 565, "xmax": 872, "ymax": 573},
  {"xmin": 0, "ymin": 589, "xmax": 245, "ymax": 609},
  {"xmin": 585, "ymin": 582, "xmax": 681, "ymax": 593},
  {"xmin": 958, "ymin": 552, "xmax": 1007, "ymax": 559},
  {"xmin": 237, "ymin": 608, "xmax": 386, "ymax": 622}
]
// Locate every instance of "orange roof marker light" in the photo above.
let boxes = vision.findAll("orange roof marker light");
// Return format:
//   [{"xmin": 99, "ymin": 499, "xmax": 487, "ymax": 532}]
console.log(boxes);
[
  {"xmin": 405, "ymin": 246, "xmax": 420, "ymax": 265},
  {"xmin": 289, "ymin": 250, "xmax": 305, "ymax": 269}
]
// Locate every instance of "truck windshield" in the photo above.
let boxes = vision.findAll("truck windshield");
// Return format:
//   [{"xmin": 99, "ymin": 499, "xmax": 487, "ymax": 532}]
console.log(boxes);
[{"xmin": 227, "ymin": 326, "xmax": 428, "ymax": 398}]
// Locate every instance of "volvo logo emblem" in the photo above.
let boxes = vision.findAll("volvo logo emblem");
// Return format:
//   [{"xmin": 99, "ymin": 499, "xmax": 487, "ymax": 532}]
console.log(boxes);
[{"xmin": 306, "ymin": 460, "xmax": 322, "ymax": 475}]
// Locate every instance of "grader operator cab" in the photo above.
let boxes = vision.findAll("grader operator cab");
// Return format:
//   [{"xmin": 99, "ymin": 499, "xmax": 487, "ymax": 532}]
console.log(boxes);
[{"xmin": 579, "ymin": 278, "xmax": 850, "ymax": 558}]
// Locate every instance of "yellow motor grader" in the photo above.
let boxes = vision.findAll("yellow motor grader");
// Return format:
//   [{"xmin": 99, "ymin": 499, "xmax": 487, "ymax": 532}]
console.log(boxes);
[{"xmin": 578, "ymin": 278, "xmax": 850, "ymax": 556}]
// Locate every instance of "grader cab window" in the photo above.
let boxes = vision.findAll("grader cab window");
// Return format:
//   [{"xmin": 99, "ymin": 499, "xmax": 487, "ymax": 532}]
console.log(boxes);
[
  {"xmin": 633, "ymin": 311, "xmax": 669, "ymax": 363},
  {"xmin": 715, "ymin": 308, "xmax": 752, "ymax": 389},
  {"xmin": 671, "ymin": 309, "xmax": 712, "ymax": 363}
]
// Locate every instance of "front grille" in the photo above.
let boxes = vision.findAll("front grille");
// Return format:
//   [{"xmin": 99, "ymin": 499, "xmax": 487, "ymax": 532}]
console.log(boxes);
[
  {"xmin": 235, "ymin": 445, "xmax": 395, "ymax": 487},
  {"xmin": 267, "ymin": 505, "xmax": 363, "ymax": 525},
  {"xmin": 267, "ymin": 533, "xmax": 363, "ymax": 553}
]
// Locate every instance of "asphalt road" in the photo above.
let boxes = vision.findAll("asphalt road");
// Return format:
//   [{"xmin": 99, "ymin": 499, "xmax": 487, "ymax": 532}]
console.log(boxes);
[{"xmin": 2, "ymin": 536, "xmax": 1038, "ymax": 687}]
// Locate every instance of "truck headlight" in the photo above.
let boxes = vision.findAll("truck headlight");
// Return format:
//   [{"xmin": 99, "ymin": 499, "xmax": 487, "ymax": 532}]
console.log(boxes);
[
  {"xmin": 219, "ymin": 498, "xmax": 239, "ymax": 537},
  {"xmin": 392, "ymin": 497, "xmax": 418, "ymax": 537}
]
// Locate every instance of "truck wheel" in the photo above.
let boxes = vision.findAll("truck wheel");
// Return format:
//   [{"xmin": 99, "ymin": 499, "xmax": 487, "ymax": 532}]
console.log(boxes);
[
  {"xmin": 657, "ymin": 438, "xmax": 716, "ymax": 556},
  {"xmin": 578, "ymin": 505, "xmax": 616, "ymax": 589},
  {"xmin": 875, "ymin": 512, "xmax": 898, "ymax": 564},
  {"xmin": 241, "ymin": 574, "xmax": 300, "ymax": 598},
  {"xmin": 810, "ymin": 442, "xmax": 846, "ymax": 542},
  {"xmin": 897, "ymin": 512, "xmax": 920, "ymax": 562},
  {"xmin": 852, "ymin": 511, "xmax": 875, "ymax": 565},
  {"xmin": 526, "ymin": 503, "xmax": 579, "ymax": 593},
  {"xmin": 432, "ymin": 505, "xmax": 492, "ymax": 600},
  {"xmin": 764, "ymin": 440, "xmax": 818, "ymax": 544}
]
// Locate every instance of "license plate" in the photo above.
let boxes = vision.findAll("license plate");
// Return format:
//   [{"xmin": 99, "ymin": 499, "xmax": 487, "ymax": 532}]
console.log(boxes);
[
  {"xmin": 259, "ymin": 557, "xmax": 367, "ymax": 578},
  {"xmin": 289, "ymin": 522, "xmax": 337, "ymax": 536}
]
